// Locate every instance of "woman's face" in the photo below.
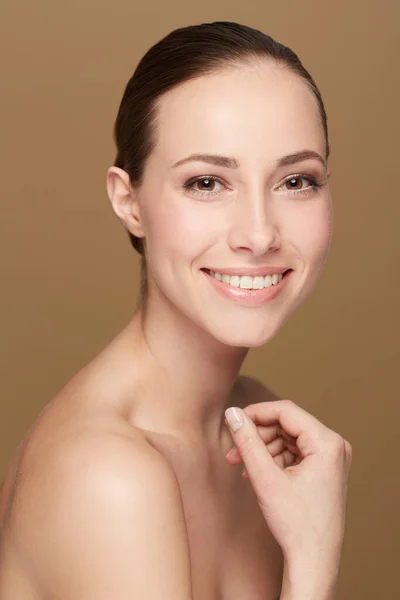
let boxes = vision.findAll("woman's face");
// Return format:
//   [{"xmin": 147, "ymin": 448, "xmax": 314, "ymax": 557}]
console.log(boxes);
[{"xmin": 131, "ymin": 60, "xmax": 332, "ymax": 347}]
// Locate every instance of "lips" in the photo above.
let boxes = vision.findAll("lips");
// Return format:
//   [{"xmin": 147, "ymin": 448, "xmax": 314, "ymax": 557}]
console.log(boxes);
[
  {"xmin": 201, "ymin": 266, "xmax": 292, "ymax": 306},
  {"xmin": 201, "ymin": 267, "xmax": 292, "ymax": 277}
]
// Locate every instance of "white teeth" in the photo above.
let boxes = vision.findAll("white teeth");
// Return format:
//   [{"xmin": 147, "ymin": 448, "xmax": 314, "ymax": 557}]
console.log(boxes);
[
  {"xmin": 207, "ymin": 270, "xmax": 285, "ymax": 289},
  {"xmin": 239, "ymin": 276, "xmax": 253, "ymax": 289},
  {"xmin": 253, "ymin": 276, "xmax": 265, "ymax": 289}
]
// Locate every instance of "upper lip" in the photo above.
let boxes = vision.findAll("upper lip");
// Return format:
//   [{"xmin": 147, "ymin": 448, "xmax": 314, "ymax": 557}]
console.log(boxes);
[{"xmin": 203, "ymin": 266, "xmax": 291, "ymax": 277}]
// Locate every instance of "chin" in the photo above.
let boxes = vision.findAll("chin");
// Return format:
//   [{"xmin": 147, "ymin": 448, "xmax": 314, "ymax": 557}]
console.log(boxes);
[{"xmin": 211, "ymin": 321, "xmax": 283, "ymax": 348}]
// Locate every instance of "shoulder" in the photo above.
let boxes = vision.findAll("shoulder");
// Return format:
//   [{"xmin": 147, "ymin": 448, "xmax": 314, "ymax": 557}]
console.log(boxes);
[
  {"xmin": 237, "ymin": 375, "xmax": 281, "ymax": 408},
  {"xmin": 15, "ymin": 432, "xmax": 192, "ymax": 598},
  {"xmin": 13, "ymin": 430, "xmax": 188, "ymax": 587},
  {"xmin": 22, "ymin": 428, "xmax": 176, "ymax": 508},
  {"xmin": 13, "ymin": 428, "xmax": 179, "ymax": 550}
]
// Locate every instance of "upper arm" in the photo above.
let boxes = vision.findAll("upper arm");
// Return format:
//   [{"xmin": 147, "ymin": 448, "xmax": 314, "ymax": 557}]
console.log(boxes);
[{"xmin": 24, "ymin": 434, "xmax": 193, "ymax": 600}]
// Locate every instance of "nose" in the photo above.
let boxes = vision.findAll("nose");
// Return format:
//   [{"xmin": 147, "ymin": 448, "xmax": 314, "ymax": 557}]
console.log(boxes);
[{"xmin": 227, "ymin": 190, "xmax": 281, "ymax": 256}]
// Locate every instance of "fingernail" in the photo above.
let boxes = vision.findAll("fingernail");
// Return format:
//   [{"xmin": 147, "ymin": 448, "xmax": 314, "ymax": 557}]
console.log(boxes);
[
  {"xmin": 225, "ymin": 447, "xmax": 234, "ymax": 458},
  {"xmin": 225, "ymin": 407, "xmax": 244, "ymax": 432}
]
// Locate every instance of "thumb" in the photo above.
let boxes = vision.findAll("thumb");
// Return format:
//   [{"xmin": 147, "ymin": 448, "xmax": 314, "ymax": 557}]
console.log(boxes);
[{"xmin": 225, "ymin": 407, "xmax": 281, "ymax": 487}]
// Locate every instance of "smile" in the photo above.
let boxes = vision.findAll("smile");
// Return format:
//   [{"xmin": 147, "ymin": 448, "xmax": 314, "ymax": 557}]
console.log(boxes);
[
  {"xmin": 202, "ymin": 268, "xmax": 289, "ymax": 290},
  {"xmin": 201, "ymin": 269, "xmax": 292, "ymax": 307}
]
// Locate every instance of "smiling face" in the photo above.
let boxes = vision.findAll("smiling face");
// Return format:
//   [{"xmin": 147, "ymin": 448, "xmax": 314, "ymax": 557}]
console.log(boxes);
[{"xmin": 125, "ymin": 60, "xmax": 333, "ymax": 347}]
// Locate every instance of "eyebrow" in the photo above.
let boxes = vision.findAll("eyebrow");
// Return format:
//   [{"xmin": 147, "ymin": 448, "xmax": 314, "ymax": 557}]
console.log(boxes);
[{"xmin": 172, "ymin": 149, "xmax": 326, "ymax": 169}]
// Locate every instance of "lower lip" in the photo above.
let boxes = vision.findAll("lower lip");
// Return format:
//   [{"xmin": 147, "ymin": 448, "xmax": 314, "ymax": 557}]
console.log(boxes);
[{"xmin": 201, "ymin": 269, "xmax": 292, "ymax": 307}]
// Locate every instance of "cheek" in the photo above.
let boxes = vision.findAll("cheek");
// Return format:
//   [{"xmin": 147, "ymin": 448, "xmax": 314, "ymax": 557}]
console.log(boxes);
[
  {"xmin": 287, "ymin": 199, "xmax": 332, "ymax": 265},
  {"xmin": 142, "ymin": 197, "xmax": 216, "ymax": 264}
]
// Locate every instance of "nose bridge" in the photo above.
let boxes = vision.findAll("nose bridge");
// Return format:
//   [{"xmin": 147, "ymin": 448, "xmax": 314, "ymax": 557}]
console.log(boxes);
[
  {"xmin": 228, "ymin": 182, "xmax": 280, "ymax": 254},
  {"xmin": 246, "ymin": 183, "xmax": 271, "ymax": 226}
]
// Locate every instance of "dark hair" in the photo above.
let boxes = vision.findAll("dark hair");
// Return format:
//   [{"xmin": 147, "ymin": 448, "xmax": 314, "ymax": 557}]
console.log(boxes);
[{"xmin": 112, "ymin": 21, "xmax": 330, "ymax": 302}]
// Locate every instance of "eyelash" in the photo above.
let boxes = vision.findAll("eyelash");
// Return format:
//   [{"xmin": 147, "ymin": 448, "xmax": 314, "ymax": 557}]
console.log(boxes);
[{"xmin": 183, "ymin": 174, "xmax": 323, "ymax": 198}]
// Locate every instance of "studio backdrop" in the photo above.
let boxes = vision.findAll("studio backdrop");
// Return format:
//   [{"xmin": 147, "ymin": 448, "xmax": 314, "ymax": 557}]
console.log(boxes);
[{"xmin": 1, "ymin": 1, "xmax": 398, "ymax": 598}]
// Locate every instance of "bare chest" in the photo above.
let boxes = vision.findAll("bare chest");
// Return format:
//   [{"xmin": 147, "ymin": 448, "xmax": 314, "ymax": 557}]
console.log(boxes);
[
  {"xmin": 181, "ymin": 479, "xmax": 283, "ymax": 600},
  {"xmin": 0, "ymin": 453, "xmax": 283, "ymax": 600},
  {"xmin": 151, "ymin": 437, "xmax": 283, "ymax": 600}
]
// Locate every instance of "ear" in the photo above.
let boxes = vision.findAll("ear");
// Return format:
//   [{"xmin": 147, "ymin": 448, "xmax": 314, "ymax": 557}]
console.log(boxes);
[{"xmin": 106, "ymin": 167, "xmax": 145, "ymax": 239}]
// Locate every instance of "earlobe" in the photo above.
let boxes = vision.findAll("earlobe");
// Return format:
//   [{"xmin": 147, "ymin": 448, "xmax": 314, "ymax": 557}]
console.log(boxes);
[{"xmin": 106, "ymin": 167, "xmax": 145, "ymax": 239}]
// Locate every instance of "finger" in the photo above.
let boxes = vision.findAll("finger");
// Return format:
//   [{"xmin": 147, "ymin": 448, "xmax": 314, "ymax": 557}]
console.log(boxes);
[
  {"xmin": 225, "ymin": 424, "xmax": 300, "ymax": 462},
  {"xmin": 241, "ymin": 447, "xmax": 298, "ymax": 478},
  {"xmin": 225, "ymin": 418, "xmax": 298, "ymax": 446},
  {"xmin": 243, "ymin": 399, "xmax": 332, "ymax": 456},
  {"xmin": 226, "ymin": 439, "xmax": 299, "ymax": 463},
  {"xmin": 227, "ymin": 436, "xmax": 286, "ymax": 463},
  {"xmin": 225, "ymin": 407, "xmax": 283, "ymax": 490},
  {"xmin": 225, "ymin": 423, "xmax": 278, "ymax": 454}
]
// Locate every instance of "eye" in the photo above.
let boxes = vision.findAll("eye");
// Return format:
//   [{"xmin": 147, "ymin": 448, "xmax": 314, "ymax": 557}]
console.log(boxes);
[
  {"xmin": 278, "ymin": 174, "xmax": 322, "ymax": 196},
  {"xmin": 183, "ymin": 175, "xmax": 225, "ymax": 197}
]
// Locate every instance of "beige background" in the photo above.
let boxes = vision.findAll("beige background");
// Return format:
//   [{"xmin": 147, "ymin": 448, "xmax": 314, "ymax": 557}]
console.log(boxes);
[{"xmin": 1, "ymin": 1, "xmax": 399, "ymax": 597}]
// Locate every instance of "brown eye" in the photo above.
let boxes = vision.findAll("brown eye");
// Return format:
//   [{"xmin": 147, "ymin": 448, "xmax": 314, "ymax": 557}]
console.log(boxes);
[
  {"xmin": 285, "ymin": 176, "xmax": 305, "ymax": 190},
  {"xmin": 195, "ymin": 178, "xmax": 216, "ymax": 192},
  {"xmin": 277, "ymin": 174, "xmax": 321, "ymax": 197},
  {"xmin": 183, "ymin": 175, "xmax": 225, "ymax": 197}
]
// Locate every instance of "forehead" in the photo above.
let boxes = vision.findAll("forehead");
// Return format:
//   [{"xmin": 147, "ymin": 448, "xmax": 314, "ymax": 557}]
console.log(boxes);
[{"xmin": 151, "ymin": 61, "xmax": 325, "ymax": 168}]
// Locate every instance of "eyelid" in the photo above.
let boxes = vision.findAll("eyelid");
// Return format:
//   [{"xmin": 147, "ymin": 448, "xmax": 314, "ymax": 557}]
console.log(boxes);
[
  {"xmin": 276, "ymin": 172, "xmax": 318, "ymax": 187},
  {"xmin": 185, "ymin": 172, "xmax": 319, "ymax": 186},
  {"xmin": 185, "ymin": 174, "xmax": 227, "ymax": 186},
  {"xmin": 183, "ymin": 172, "xmax": 324, "ymax": 198},
  {"xmin": 183, "ymin": 175, "xmax": 228, "ymax": 195}
]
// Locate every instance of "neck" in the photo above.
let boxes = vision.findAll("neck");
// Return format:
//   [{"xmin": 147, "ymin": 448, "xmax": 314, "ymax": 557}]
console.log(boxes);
[{"xmin": 119, "ymin": 294, "xmax": 249, "ymax": 449}]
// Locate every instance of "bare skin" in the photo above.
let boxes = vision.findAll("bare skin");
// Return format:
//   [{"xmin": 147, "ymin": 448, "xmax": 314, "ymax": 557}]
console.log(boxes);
[
  {"xmin": 0, "ymin": 59, "xmax": 332, "ymax": 598},
  {"xmin": 0, "ymin": 315, "xmax": 284, "ymax": 600}
]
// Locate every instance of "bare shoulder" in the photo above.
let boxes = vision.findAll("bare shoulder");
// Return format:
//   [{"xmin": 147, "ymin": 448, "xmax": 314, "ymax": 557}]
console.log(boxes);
[
  {"xmin": 15, "ymin": 427, "xmax": 178, "ymax": 536},
  {"xmin": 14, "ymin": 430, "xmax": 192, "ymax": 598},
  {"xmin": 237, "ymin": 375, "xmax": 281, "ymax": 407}
]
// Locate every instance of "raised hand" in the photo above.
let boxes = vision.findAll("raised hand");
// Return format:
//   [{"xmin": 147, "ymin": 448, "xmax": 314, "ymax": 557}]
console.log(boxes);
[{"xmin": 224, "ymin": 400, "xmax": 352, "ymax": 569}]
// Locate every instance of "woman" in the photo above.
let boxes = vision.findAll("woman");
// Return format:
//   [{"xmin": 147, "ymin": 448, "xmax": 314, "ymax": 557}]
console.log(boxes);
[{"xmin": 0, "ymin": 21, "xmax": 352, "ymax": 600}]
